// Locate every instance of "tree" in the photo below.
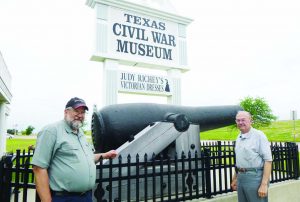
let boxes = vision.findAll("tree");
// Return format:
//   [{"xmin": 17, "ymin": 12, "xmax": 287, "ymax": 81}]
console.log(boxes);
[
  {"xmin": 24, "ymin": 125, "xmax": 35, "ymax": 135},
  {"xmin": 239, "ymin": 96, "xmax": 277, "ymax": 128},
  {"xmin": 7, "ymin": 129, "xmax": 17, "ymax": 135}
]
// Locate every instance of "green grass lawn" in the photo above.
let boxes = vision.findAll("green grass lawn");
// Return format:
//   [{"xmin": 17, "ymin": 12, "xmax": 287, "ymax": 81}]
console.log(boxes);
[
  {"xmin": 6, "ymin": 139, "xmax": 36, "ymax": 153},
  {"xmin": 6, "ymin": 120, "xmax": 300, "ymax": 152},
  {"xmin": 201, "ymin": 119, "xmax": 300, "ymax": 142},
  {"xmin": 6, "ymin": 134, "xmax": 92, "ymax": 153}
]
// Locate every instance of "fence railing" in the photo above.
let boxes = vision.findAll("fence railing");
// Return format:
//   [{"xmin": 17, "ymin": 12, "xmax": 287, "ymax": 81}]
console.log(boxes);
[
  {"xmin": 0, "ymin": 141, "xmax": 299, "ymax": 202},
  {"xmin": 0, "ymin": 149, "xmax": 39, "ymax": 202},
  {"xmin": 271, "ymin": 142, "xmax": 299, "ymax": 182}
]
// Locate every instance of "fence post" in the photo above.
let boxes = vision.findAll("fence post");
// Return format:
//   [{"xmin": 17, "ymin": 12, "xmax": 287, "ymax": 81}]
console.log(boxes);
[
  {"xmin": 22, "ymin": 156, "xmax": 31, "ymax": 201},
  {"xmin": 204, "ymin": 148, "xmax": 212, "ymax": 199},
  {"xmin": 1, "ymin": 154, "xmax": 13, "ymax": 202},
  {"xmin": 217, "ymin": 141, "xmax": 222, "ymax": 155},
  {"xmin": 293, "ymin": 144, "xmax": 299, "ymax": 179}
]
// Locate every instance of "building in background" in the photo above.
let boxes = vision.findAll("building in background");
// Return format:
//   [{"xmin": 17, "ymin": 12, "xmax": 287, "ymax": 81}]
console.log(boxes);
[{"xmin": 0, "ymin": 51, "xmax": 12, "ymax": 157}]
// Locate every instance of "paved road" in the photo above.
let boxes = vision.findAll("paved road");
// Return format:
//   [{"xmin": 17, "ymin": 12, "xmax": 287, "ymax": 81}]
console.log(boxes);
[{"xmin": 11, "ymin": 135, "xmax": 91, "ymax": 139}]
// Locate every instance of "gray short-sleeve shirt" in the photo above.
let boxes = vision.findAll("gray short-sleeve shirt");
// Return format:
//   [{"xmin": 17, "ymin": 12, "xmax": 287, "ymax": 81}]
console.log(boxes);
[
  {"xmin": 32, "ymin": 120, "xmax": 96, "ymax": 192},
  {"xmin": 235, "ymin": 127, "xmax": 272, "ymax": 168}
]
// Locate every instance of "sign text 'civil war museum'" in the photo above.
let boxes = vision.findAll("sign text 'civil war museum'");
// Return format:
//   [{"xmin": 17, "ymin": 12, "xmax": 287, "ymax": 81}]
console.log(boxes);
[{"xmin": 95, "ymin": 5, "xmax": 185, "ymax": 69}]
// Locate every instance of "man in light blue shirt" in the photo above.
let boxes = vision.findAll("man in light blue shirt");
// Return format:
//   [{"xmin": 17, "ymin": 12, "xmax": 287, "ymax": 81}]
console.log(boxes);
[
  {"xmin": 32, "ymin": 97, "xmax": 118, "ymax": 202},
  {"xmin": 231, "ymin": 111, "xmax": 272, "ymax": 202}
]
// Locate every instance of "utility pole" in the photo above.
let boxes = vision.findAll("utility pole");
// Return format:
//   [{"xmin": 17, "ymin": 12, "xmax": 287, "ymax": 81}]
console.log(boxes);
[{"xmin": 291, "ymin": 110, "xmax": 297, "ymax": 142}]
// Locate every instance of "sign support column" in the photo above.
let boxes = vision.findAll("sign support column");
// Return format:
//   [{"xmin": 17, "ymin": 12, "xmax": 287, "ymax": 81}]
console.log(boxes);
[
  {"xmin": 0, "ymin": 103, "xmax": 8, "ymax": 157},
  {"xmin": 103, "ymin": 59, "xmax": 119, "ymax": 106},
  {"xmin": 167, "ymin": 69, "xmax": 181, "ymax": 105}
]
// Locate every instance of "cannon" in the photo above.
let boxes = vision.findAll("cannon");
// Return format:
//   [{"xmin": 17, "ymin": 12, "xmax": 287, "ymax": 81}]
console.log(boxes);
[
  {"xmin": 91, "ymin": 103, "xmax": 242, "ymax": 201},
  {"xmin": 91, "ymin": 103, "xmax": 242, "ymax": 153}
]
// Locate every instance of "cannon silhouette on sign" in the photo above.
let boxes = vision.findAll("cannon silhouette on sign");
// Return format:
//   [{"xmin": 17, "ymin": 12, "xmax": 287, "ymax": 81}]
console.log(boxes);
[{"xmin": 91, "ymin": 103, "xmax": 242, "ymax": 153}]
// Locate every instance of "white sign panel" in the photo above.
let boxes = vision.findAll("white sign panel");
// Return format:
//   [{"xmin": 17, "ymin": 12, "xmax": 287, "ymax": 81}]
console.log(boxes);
[
  {"xmin": 118, "ymin": 71, "xmax": 172, "ymax": 96},
  {"xmin": 103, "ymin": 7, "xmax": 180, "ymax": 68}
]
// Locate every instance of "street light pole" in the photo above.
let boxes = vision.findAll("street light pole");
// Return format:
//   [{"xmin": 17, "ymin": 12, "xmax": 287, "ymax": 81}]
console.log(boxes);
[{"xmin": 291, "ymin": 110, "xmax": 297, "ymax": 142}]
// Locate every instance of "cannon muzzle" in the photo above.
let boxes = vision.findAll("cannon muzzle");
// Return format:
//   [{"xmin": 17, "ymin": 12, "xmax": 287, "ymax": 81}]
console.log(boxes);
[{"xmin": 91, "ymin": 103, "xmax": 242, "ymax": 152}]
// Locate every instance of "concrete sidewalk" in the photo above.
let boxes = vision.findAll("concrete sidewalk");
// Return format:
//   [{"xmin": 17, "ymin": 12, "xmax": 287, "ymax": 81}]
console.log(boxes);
[
  {"xmin": 189, "ymin": 180, "xmax": 300, "ymax": 202},
  {"xmin": 11, "ymin": 180, "xmax": 300, "ymax": 202}
]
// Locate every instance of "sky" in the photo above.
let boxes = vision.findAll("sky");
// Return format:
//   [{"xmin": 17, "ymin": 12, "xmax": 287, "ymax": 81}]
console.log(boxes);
[{"xmin": 0, "ymin": 0, "xmax": 300, "ymax": 132}]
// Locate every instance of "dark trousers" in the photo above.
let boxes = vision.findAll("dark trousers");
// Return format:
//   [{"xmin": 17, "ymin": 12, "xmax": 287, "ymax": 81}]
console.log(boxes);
[{"xmin": 52, "ymin": 191, "xmax": 92, "ymax": 202}]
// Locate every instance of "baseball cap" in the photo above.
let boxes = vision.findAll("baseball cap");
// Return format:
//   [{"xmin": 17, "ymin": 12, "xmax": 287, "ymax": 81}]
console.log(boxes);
[{"xmin": 65, "ymin": 97, "xmax": 89, "ymax": 111}]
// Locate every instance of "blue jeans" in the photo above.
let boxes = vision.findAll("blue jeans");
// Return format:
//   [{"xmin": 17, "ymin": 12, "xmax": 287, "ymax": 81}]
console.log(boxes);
[
  {"xmin": 52, "ymin": 191, "xmax": 92, "ymax": 202},
  {"xmin": 237, "ymin": 170, "xmax": 268, "ymax": 202}
]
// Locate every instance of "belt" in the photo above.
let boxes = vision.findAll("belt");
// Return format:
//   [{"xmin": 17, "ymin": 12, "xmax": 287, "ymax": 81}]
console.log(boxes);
[
  {"xmin": 235, "ymin": 167, "xmax": 263, "ymax": 173},
  {"xmin": 51, "ymin": 190, "xmax": 91, "ymax": 197}
]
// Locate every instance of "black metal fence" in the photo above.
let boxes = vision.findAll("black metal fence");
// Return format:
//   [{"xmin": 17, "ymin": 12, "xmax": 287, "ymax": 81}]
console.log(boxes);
[
  {"xmin": 0, "ymin": 141, "xmax": 299, "ymax": 202},
  {"xmin": 0, "ymin": 149, "xmax": 39, "ymax": 202}
]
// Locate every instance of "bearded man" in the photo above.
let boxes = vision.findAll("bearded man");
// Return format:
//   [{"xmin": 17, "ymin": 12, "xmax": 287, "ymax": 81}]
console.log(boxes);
[{"xmin": 32, "ymin": 97, "xmax": 117, "ymax": 202}]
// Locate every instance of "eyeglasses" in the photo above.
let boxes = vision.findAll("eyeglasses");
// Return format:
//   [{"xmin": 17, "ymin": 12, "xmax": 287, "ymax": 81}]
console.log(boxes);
[
  {"xmin": 66, "ymin": 107, "xmax": 87, "ymax": 116},
  {"xmin": 235, "ymin": 119, "xmax": 248, "ymax": 123}
]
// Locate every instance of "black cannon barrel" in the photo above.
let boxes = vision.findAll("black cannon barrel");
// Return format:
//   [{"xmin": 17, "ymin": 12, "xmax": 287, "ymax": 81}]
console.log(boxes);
[{"xmin": 91, "ymin": 103, "xmax": 242, "ymax": 152}]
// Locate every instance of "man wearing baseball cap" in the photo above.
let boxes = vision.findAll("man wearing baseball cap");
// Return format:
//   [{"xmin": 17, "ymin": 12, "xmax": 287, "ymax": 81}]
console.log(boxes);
[{"xmin": 32, "ymin": 97, "xmax": 117, "ymax": 202}]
